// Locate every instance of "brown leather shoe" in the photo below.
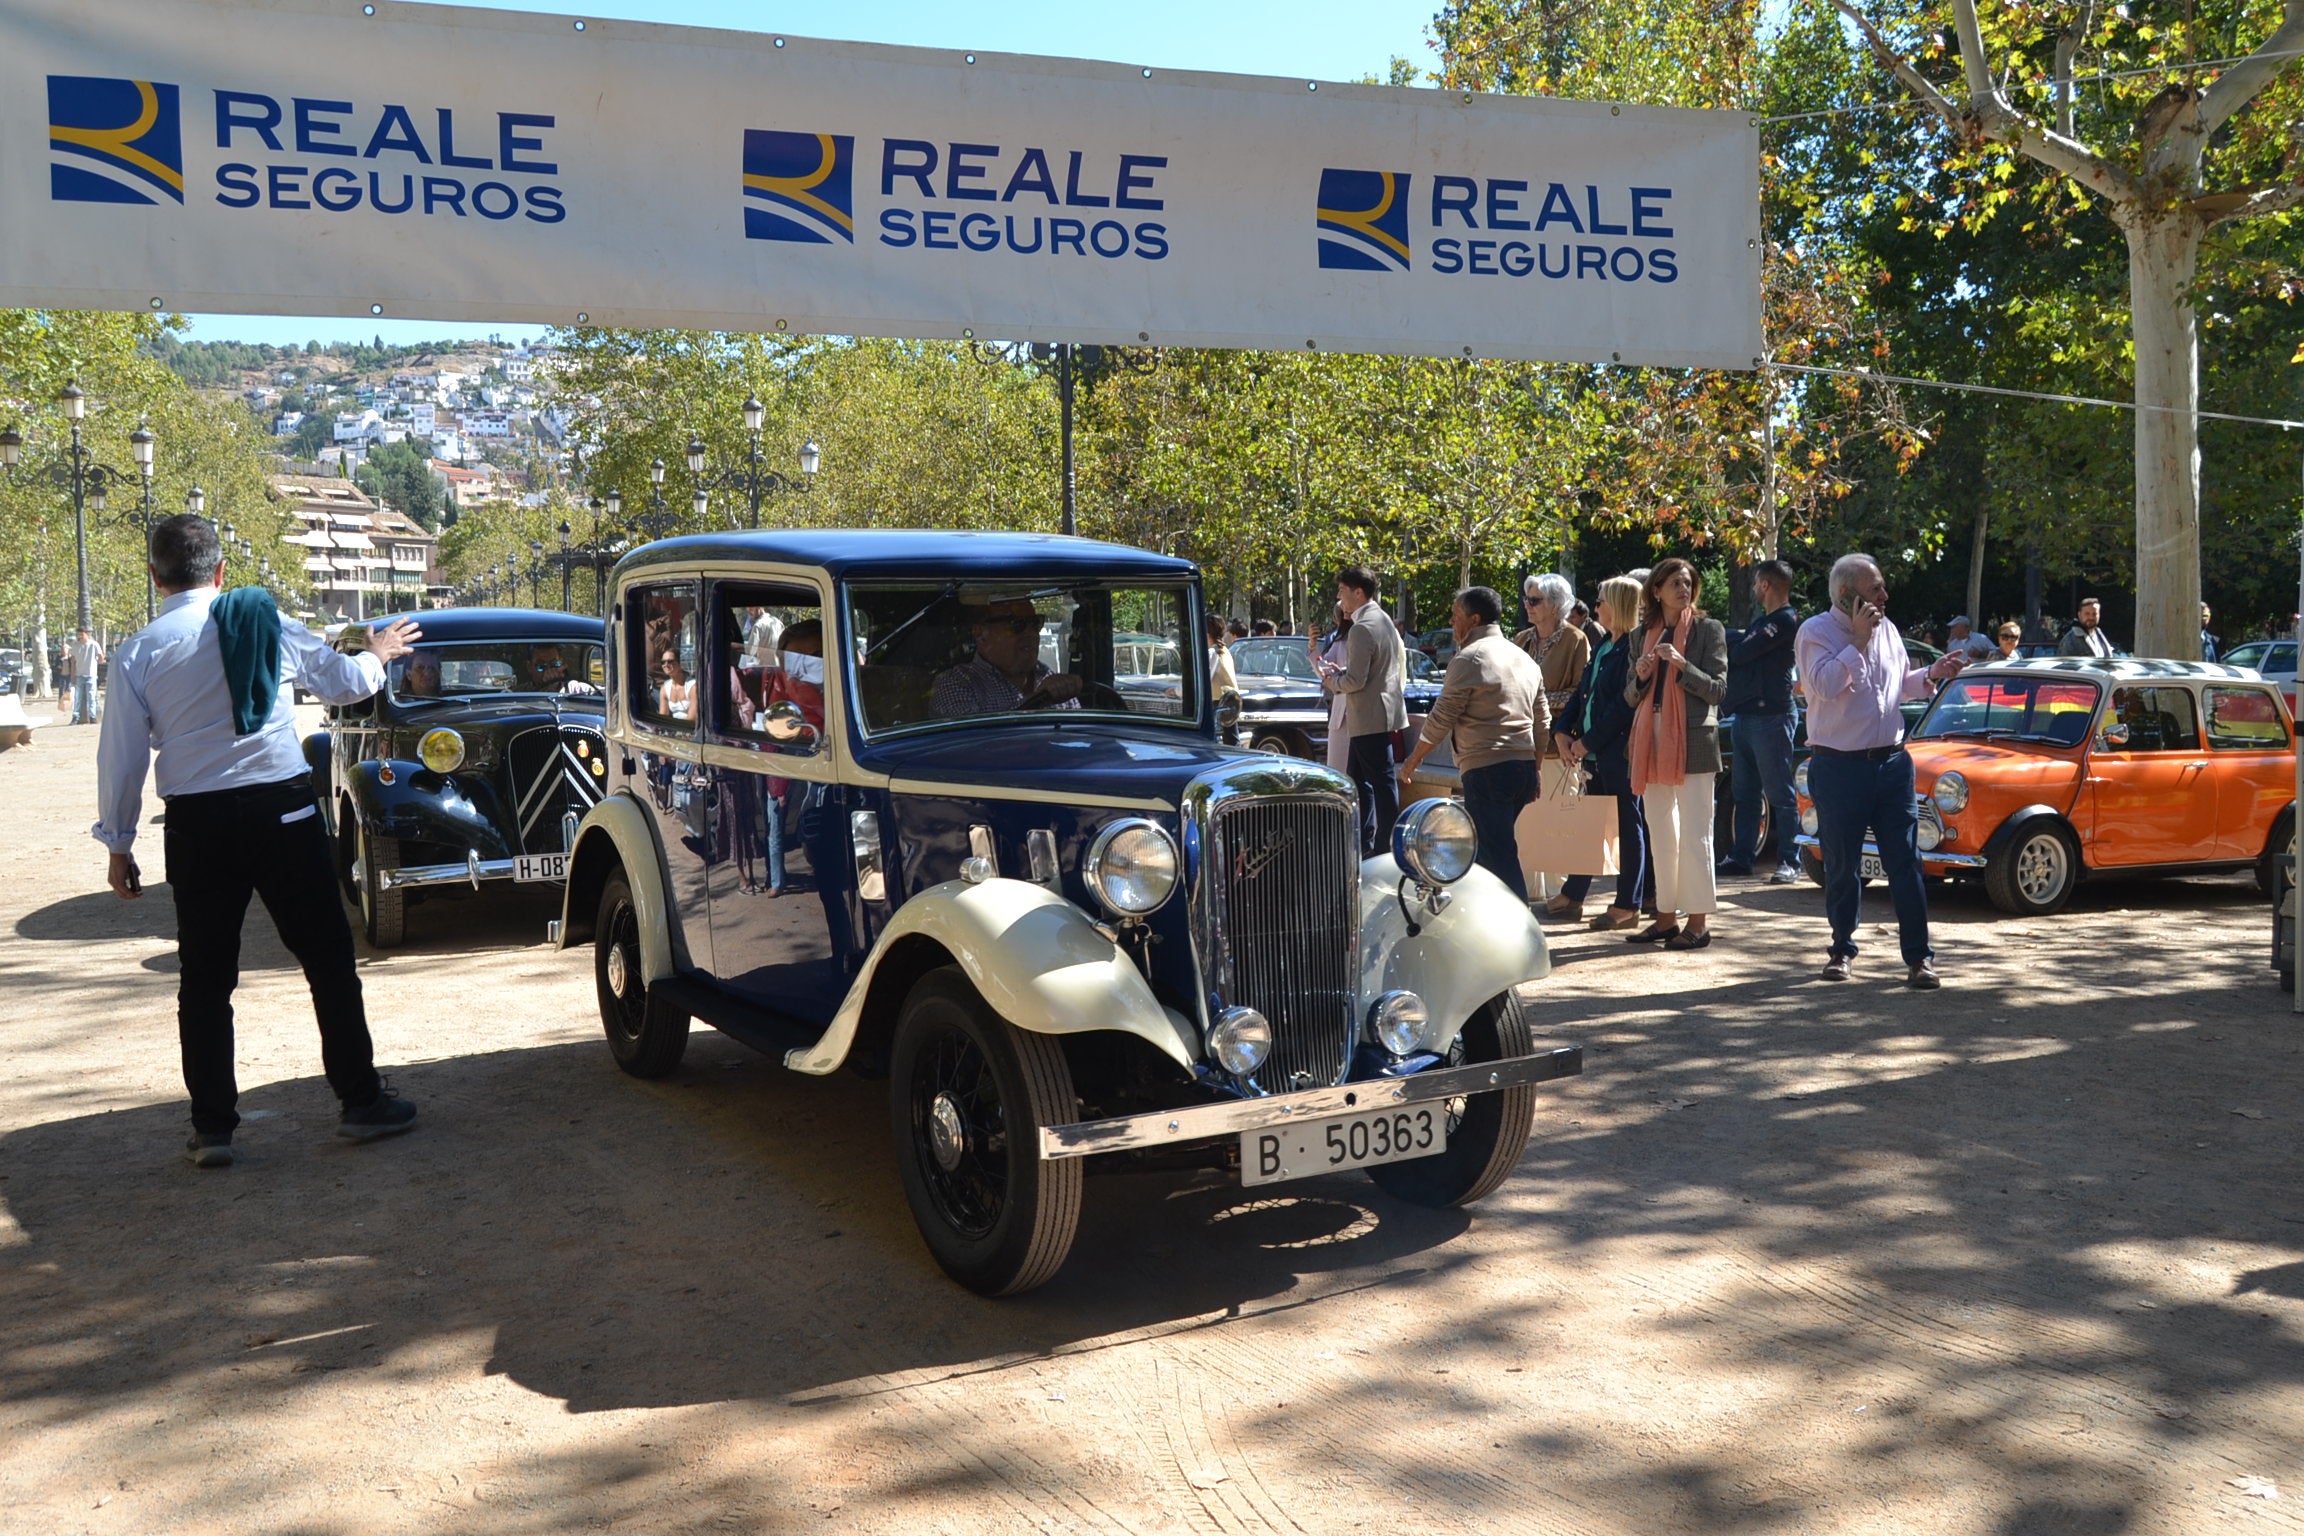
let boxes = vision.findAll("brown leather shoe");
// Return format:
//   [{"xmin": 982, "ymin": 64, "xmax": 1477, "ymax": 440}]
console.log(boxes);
[
  {"xmin": 1819, "ymin": 956, "xmax": 1853, "ymax": 981},
  {"xmin": 1589, "ymin": 907, "xmax": 1640, "ymax": 931},
  {"xmin": 1908, "ymin": 961, "xmax": 1941, "ymax": 990}
]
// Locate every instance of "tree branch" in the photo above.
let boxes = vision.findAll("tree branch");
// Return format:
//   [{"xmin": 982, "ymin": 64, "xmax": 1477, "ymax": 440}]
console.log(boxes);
[
  {"xmin": 1829, "ymin": 0, "xmax": 1965, "ymax": 128},
  {"xmin": 2197, "ymin": 0, "xmax": 2304, "ymax": 139},
  {"xmin": 2193, "ymin": 177, "xmax": 2304, "ymax": 226}
]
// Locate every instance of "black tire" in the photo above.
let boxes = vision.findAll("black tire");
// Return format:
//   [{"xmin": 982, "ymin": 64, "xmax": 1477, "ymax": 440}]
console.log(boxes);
[
  {"xmin": 889, "ymin": 967, "xmax": 1082, "ymax": 1296},
  {"xmin": 1985, "ymin": 820, "xmax": 2081, "ymax": 916},
  {"xmin": 2258, "ymin": 806, "xmax": 2297, "ymax": 901},
  {"xmin": 1367, "ymin": 989, "xmax": 1538, "ymax": 1209},
  {"xmin": 356, "ymin": 820, "xmax": 405, "ymax": 947},
  {"xmin": 594, "ymin": 871, "xmax": 689, "ymax": 1078}
]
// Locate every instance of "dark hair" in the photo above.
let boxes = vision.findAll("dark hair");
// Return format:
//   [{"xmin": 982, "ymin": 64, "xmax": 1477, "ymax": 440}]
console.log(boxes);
[
  {"xmin": 1336, "ymin": 565, "xmax": 1378, "ymax": 600},
  {"xmin": 1225, "ymin": 619, "xmax": 1249, "ymax": 639},
  {"xmin": 1204, "ymin": 613, "xmax": 1227, "ymax": 643},
  {"xmin": 1455, "ymin": 586, "xmax": 1504, "ymax": 627},
  {"xmin": 150, "ymin": 513, "xmax": 223, "ymax": 590},
  {"xmin": 1753, "ymin": 558, "xmax": 1793, "ymax": 589},
  {"xmin": 781, "ymin": 617, "xmax": 823, "ymax": 650},
  {"xmin": 1251, "ymin": 618, "xmax": 1277, "ymax": 636},
  {"xmin": 1638, "ymin": 558, "xmax": 1704, "ymax": 630}
]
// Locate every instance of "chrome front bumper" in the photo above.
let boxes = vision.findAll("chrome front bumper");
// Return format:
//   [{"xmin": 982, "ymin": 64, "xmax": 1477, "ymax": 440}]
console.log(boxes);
[
  {"xmin": 379, "ymin": 851, "xmax": 519, "ymax": 891},
  {"xmin": 1791, "ymin": 833, "xmax": 1988, "ymax": 871},
  {"xmin": 1036, "ymin": 1045, "xmax": 1583, "ymax": 1160}
]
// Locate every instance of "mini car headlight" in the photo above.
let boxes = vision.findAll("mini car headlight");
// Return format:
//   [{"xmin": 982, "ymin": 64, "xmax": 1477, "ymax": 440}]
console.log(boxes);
[
  {"xmin": 1369, "ymin": 990, "xmax": 1429, "ymax": 1055},
  {"xmin": 1916, "ymin": 816, "xmax": 1943, "ymax": 852},
  {"xmin": 1932, "ymin": 771, "xmax": 1970, "ymax": 813},
  {"xmin": 1799, "ymin": 805, "xmax": 1820, "ymax": 836},
  {"xmin": 1209, "ymin": 1006, "xmax": 1271, "ymax": 1076},
  {"xmin": 417, "ymin": 727, "xmax": 465, "ymax": 774},
  {"xmin": 1085, "ymin": 818, "xmax": 1179, "ymax": 915},
  {"xmin": 1393, "ymin": 798, "xmax": 1478, "ymax": 886},
  {"xmin": 1794, "ymin": 760, "xmax": 1810, "ymax": 796}
]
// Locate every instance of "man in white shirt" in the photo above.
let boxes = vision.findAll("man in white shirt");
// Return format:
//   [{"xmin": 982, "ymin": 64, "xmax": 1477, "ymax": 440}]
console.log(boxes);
[
  {"xmin": 96, "ymin": 515, "xmax": 424, "ymax": 1168},
  {"xmin": 68, "ymin": 626, "xmax": 103, "ymax": 724}
]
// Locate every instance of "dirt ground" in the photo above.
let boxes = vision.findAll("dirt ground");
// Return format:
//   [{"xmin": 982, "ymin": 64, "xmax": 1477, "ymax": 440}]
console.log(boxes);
[{"xmin": 3, "ymin": 710, "xmax": 2300, "ymax": 1536}]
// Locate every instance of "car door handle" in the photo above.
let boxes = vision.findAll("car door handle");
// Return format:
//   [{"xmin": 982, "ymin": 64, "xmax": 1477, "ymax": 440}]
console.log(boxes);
[{"xmin": 2183, "ymin": 761, "xmax": 2207, "ymax": 770}]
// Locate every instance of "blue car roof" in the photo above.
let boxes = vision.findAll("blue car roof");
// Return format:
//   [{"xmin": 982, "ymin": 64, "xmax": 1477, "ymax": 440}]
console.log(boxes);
[
  {"xmin": 616, "ymin": 529, "xmax": 1198, "ymax": 582},
  {"xmin": 349, "ymin": 607, "xmax": 604, "ymax": 642}
]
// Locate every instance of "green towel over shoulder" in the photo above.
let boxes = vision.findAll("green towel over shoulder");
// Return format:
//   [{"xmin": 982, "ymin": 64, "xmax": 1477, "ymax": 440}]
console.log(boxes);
[{"xmin": 215, "ymin": 586, "xmax": 283, "ymax": 735}]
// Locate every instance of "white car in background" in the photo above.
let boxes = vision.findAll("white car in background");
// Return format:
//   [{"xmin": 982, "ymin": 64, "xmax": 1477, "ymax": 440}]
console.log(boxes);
[{"xmin": 2224, "ymin": 639, "xmax": 2298, "ymax": 712}]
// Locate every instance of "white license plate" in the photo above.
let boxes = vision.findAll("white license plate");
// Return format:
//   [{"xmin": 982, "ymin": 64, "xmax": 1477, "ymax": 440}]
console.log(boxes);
[
  {"xmin": 514, "ymin": 852, "xmax": 568, "ymax": 883},
  {"xmin": 1241, "ymin": 1103, "xmax": 1447, "ymax": 1187},
  {"xmin": 1860, "ymin": 853, "xmax": 1885, "ymax": 880}
]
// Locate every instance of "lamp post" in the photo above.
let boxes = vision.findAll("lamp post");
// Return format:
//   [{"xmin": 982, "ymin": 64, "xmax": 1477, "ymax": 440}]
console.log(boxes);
[
  {"xmin": 0, "ymin": 382, "xmax": 154, "ymax": 634},
  {"xmin": 557, "ymin": 520, "xmax": 574, "ymax": 612},
  {"xmin": 686, "ymin": 399, "xmax": 818, "ymax": 530},
  {"xmin": 970, "ymin": 343, "xmax": 1156, "ymax": 536},
  {"xmin": 526, "ymin": 540, "xmax": 544, "ymax": 607}
]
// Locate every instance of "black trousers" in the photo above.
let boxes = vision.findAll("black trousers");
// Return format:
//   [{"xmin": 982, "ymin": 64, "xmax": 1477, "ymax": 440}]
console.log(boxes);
[
  {"xmin": 1346, "ymin": 731, "xmax": 1400, "ymax": 857},
  {"xmin": 163, "ymin": 778, "xmax": 381, "ymax": 1136}
]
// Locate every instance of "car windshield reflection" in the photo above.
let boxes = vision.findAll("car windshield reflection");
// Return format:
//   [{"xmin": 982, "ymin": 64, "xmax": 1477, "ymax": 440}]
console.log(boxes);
[{"xmin": 389, "ymin": 640, "xmax": 607, "ymax": 701}]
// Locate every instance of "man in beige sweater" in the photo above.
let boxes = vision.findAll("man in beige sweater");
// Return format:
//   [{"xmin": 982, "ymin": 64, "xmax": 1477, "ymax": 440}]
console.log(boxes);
[{"xmin": 1400, "ymin": 587, "xmax": 1546, "ymax": 901}]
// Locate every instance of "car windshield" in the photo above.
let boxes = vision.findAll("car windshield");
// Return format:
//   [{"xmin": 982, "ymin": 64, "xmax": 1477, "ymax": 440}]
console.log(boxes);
[
  {"xmin": 847, "ymin": 579, "xmax": 1201, "ymax": 733},
  {"xmin": 1233, "ymin": 640, "xmax": 1320, "ymax": 681},
  {"xmin": 388, "ymin": 639, "xmax": 606, "ymax": 701},
  {"xmin": 1915, "ymin": 673, "xmax": 2101, "ymax": 745},
  {"xmin": 2227, "ymin": 642, "xmax": 2296, "ymax": 672}
]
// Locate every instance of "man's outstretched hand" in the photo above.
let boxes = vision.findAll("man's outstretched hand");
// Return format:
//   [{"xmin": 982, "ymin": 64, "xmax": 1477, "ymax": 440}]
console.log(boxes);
[{"xmin": 370, "ymin": 617, "xmax": 424, "ymax": 664}]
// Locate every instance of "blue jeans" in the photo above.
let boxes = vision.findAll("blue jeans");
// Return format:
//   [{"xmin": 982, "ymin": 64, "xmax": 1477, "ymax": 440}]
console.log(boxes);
[
  {"xmin": 1460, "ymin": 759, "xmax": 1536, "ymax": 903},
  {"xmin": 72, "ymin": 676, "xmax": 99, "ymax": 724},
  {"xmin": 1808, "ymin": 747, "xmax": 1933, "ymax": 967},
  {"xmin": 1731, "ymin": 710, "xmax": 1797, "ymax": 867}
]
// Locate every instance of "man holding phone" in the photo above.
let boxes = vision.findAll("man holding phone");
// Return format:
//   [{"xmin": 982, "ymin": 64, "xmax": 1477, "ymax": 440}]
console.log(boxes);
[{"xmin": 1795, "ymin": 554, "xmax": 1967, "ymax": 989}]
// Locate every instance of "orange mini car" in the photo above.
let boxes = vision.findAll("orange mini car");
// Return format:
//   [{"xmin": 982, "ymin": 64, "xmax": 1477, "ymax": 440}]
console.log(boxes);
[{"xmin": 1792, "ymin": 658, "xmax": 2297, "ymax": 915}]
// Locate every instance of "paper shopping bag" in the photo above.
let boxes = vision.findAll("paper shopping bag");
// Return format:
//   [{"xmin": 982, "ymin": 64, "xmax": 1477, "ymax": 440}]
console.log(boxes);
[{"xmin": 1517, "ymin": 759, "xmax": 1619, "ymax": 885}]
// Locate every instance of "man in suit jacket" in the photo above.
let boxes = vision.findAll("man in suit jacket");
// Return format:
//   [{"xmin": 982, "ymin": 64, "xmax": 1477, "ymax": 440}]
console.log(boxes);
[
  {"xmin": 1327, "ymin": 564, "xmax": 1408, "ymax": 855},
  {"xmin": 2058, "ymin": 598, "xmax": 2116, "ymax": 658}
]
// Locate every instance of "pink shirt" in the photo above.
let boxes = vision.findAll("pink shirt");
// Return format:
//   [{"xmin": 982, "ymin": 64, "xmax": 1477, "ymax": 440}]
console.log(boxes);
[{"xmin": 1795, "ymin": 608, "xmax": 1933, "ymax": 752}]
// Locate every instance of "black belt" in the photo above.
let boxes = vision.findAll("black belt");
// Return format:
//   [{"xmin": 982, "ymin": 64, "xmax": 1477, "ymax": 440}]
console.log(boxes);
[
  {"xmin": 1809, "ymin": 743, "xmax": 1905, "ymax": 762},
  {"xmin": 165, "ymin": 777, "xmax": 314, "ymax": 809}
]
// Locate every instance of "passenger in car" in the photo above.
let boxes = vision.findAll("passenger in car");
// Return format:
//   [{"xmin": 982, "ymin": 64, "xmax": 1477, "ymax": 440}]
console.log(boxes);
[
  {"xmin": 930, "ymin": 597, "xmax": 1082, "ymax": 716},
  {"xmin": 400, "ymin": 651, "xmax": 442, "ymax": 697}
]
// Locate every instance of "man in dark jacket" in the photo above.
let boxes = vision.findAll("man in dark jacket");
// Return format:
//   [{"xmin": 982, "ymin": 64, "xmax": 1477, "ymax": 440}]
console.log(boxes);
[{"xmin": 1719, "ymin": 560, "xmax": 1801, "ymax": 883}]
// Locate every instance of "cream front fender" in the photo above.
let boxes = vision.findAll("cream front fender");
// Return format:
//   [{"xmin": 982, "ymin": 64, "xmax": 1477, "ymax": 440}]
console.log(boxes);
[
  {"xmin": 785, "ymin": 877, "xmax": 1201, "ymax": 1076},
  {"xmin": 557, "ymin": 794, "xmax": 677, "ymax": 986},
  {"xmin": 1358, "ymin": 855, "xmax": 1551, "ymax": 1054}
]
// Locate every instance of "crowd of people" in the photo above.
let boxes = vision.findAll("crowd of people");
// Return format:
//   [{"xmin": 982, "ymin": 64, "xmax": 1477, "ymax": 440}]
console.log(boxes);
[{"xmin": 1283, "ymin": 553, "xmax": 1976, "ymax": 987}]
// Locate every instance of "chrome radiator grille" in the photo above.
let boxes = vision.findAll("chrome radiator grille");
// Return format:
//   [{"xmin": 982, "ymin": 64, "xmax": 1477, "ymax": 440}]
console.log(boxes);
[
  {"xmin": 506, "ymin": 726, "xmax": 606, "ymax": 854},
  {"xmin": 1207, "ymin": 795, "xmax": 1360, "ymax": 1091}
]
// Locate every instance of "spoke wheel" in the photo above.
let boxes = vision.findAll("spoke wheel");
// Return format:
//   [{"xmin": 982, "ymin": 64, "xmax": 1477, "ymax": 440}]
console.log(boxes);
[
  {"xmin": 1986, "ymin": 823, "xmax": 2079, "ymax": 916},
  {"xmin": 356, "ymin": 821, "xmax": 405, "ymax": 948},
  {"xmin": 1367, "ymin": 989, "xmax": 1538, "ymax": 1209},
  {"xmin": 594, "ymin": 871, "xmax": 689, "ymax": 1077},
  {"xmin": 890, "ymin": 967, "xmax": 1081, "ymax": 1296}
]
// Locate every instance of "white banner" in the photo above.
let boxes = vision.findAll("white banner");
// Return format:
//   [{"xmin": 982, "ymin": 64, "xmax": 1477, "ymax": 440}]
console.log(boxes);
[{"xmin": 0, "ymin": 0, "xmax": 1763, "ymax": 369}]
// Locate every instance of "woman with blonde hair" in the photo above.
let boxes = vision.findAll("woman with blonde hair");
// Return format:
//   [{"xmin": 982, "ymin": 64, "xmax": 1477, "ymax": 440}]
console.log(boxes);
[
  {"xmin": 1552, "ymin": 573, "xmax": 1653, "ymax": 928},
  {"xmin": 1619, "ymin": 558, "xmax": 1728, "ymax": 949}
]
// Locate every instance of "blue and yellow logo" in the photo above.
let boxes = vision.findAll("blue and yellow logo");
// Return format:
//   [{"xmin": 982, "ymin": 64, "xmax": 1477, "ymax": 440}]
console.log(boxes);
[
  {"xmin": 49, "ymin": 76, "xmax": 184, "ymax": 206},
  {"xmin": 1316, "ymin": 168, "xmax": 1411, "ymax": 273},
  {"xmin": 742, "ymin": 131, "xmax": 854, "ymax": 245}
]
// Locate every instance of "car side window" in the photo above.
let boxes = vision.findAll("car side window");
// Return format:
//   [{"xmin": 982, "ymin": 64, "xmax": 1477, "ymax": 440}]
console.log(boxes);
[
  {"xmin": 712, "ymin": 581, "xmax": 826, "ymax": 757},
  {"xmin": 2204, "ymin": 687, "xmax": 2288, "ymax": 749},
  {"xmin": 631, "ymin": 583, "xmax": 700, "ymax": 733},
  {"xmin": 2103, "ymin": 686, "xmax": 2200, "ymax": 752}
]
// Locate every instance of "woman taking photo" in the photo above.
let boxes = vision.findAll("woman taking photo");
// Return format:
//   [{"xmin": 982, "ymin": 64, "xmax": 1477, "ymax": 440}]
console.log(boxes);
[
  {"xmin": 1552, "ymin": 574, "xmax": 1652, "ymax": 930},
  {"xmin": 1620, "ymin": 558, "xmax": 1727, "ymax": 950}
]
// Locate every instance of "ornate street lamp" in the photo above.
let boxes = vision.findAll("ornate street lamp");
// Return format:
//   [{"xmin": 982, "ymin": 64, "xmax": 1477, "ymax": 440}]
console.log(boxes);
[
  {"xmin": 0, "ymin": 382, "xmax": 156, "ymax": 633},
  {"xmin": 686, "ymin": 398, "xmax": 818, "ymax": 530}
]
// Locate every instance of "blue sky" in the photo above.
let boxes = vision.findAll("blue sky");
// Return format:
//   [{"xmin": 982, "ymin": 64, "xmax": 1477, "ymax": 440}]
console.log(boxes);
[{"xmin": 179, "ymin": 0, "xmax": 1437, "ymax": 349}]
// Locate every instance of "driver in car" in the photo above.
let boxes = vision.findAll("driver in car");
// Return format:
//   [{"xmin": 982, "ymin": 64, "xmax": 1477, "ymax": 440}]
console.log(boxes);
[
  {"xmin": 399, "ymin": 651, "xmax": 442, "ymax": 697},
  {"xmin": 530, "ymin": 644, "xmax": 599, "ymax": 695},
  {"xmin": 931, "ymin": 597, "xmax": 1083, "ymax": 716}
]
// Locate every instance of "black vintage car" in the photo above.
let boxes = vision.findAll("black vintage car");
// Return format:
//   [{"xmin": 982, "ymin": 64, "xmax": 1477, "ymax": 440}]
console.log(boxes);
[
  {"xmin": 1228, "ymin": 635, "xmax": 1443, "ymax": 760},
  {"xmin": 304, "ymin": 607, "xmax": 608, "ymax": 946}
]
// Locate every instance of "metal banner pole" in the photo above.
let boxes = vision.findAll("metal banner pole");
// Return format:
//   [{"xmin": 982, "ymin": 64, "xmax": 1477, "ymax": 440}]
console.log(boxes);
[{"xmin": 2293, "ymin": 447, "xmax": 2301, "ymax": 1012}]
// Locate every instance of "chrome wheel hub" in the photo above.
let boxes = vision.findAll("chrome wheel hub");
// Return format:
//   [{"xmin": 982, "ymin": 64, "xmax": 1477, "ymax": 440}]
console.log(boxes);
[
  {"xmin": 927, "ymin": 1092, "xmax": 967, "ymax": 1172},
  {"xmin": 2016, "ymin": 836, "xmax": 2066, "ymax": 901},
  {"xmin": 605, "ymin": 942, "xmax": 630, "ymax": 1000}
]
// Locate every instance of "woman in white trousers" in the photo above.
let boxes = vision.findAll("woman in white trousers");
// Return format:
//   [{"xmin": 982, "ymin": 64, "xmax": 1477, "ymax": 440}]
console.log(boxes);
[{"xmin": 1620, "ymin": 558, "xmax": 1729, "ymax": 950}]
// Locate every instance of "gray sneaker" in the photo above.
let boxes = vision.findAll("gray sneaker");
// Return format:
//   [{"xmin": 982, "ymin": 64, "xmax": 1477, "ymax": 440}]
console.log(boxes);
[
  {"xmin": 1768, "ymin": 863, "xmax": 1800, "ymax": 885},
  {"xmin": 337, "ymin": 1082, "xmax": 418, "ymax": 1141},
  {"xmin": 183, "ymin": 1133, "xmax": 234, "ymax": 1169}
]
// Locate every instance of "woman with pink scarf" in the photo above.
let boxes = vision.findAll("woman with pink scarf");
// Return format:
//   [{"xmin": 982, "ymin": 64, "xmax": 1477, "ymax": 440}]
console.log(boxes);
[{"xmin": 1619, "ymin": 558, "xmax": 1729, "ymax": 950}]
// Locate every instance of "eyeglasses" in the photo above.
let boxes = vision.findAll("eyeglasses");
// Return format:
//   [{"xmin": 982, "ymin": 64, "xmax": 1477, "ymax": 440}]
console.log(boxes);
[{"xmin": 1523, "ymin": 595, "xmax": 1543, "ymax": 606}]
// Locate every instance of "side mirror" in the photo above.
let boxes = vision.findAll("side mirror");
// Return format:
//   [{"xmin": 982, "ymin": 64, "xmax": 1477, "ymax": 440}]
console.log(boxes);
[
  {"xmin": 763, "ymin": 698, "xmax": 819, "ymax": 750},
  {"xmin": 2098, "ymin": 722, "xmax": 2130, "ymax": 750},
  {"xmin": 1215, "ymin": 689, "xmax": 1242, "ymax": 732}
]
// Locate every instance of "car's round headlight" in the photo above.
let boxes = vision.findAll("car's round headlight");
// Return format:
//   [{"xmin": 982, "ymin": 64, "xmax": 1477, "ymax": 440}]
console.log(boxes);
[
  {"xmin": 1085, "ymin": 818, "xmax": 1179, "ymax": 915},
  {"xmin": 1799, "ymin": 805, "xmax": 1820, "ymax": 836},
  {"xmin": 1369, "ymin": 990, "xmax": 1429, "ymax": 1055},
  {"xmin": 1393, "ymin": 798, "xmax": 1479, "ymax": 886},
  {"xmin": 1916, "ymin": 815, "xmax": 1943, "ymax": 852},
  {"xmin": 1932, "ymin": 771, "xmax": 1970, "ymax": 813},
  {"xmin": 417, "ymin": 727, "xmax": 465, "ymax": 774},
  {"xmin": 1208, "ymin": 1006, "xmax": 1271, "ymax": 1076},
  {"xmin": 1793, "ymin": 760, "xmax": 1810, "ymax": 796}
]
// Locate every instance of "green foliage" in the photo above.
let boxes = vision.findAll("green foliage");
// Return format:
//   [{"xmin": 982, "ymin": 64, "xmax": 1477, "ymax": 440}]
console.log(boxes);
[{"xmin": 353, "ymin": 437, "xmax": 443, "ymax": 527}]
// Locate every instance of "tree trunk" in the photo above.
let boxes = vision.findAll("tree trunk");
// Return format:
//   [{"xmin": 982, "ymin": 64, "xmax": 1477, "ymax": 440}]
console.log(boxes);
[
  {"xmin": 1966, "ymin": 503, "xmax": 1988, "ymax": 630},
  {"xmin": 2125, "ymin": 213, "xmax": 2205, "ymax": 660}
]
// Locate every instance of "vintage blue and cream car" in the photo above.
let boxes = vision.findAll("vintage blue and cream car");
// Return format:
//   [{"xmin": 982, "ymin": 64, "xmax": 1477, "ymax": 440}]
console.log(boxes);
[
  {"xmin": 555, "ymin": 531, "xmax": 1580, "ymax": 1295},
  {"xmin": 305, "ymin": 607, "xmax": 608, "ymax": 947}
]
